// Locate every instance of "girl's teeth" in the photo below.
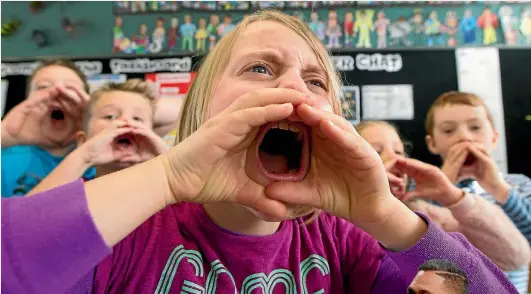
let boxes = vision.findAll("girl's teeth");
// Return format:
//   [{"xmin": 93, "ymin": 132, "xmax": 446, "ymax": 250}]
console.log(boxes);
[{"xmin": 278, "ymin": 121, "xmax": 290, "ymax": 130}]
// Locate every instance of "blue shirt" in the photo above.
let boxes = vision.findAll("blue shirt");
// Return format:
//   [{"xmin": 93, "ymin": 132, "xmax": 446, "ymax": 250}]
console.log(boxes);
[
  {"xmin": 1, "ymin": 145, "xmax": 95, "ymax": 197},
  {"xmin": 179, "ymin": 23, "xmax": 197, "ymax": 37},
  {"xmin": 460, "ymin": 17, "xmax": 477, "ymax": 32}
]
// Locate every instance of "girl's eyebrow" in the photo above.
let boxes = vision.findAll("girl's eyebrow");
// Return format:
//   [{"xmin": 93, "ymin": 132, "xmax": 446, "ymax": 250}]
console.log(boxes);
[{"xmin": 240, "ymin": 49, "xmax": 327, "ymax": 78}]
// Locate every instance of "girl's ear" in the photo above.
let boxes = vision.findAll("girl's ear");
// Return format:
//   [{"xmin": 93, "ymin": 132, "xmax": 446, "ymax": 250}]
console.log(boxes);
[
  {"xmin": 426, "ymin": 135, "xmax": 440, "ymax": 155},
  {"xmin": 76, "ymin": 131, "xmax": 87, "ymax": 146}
]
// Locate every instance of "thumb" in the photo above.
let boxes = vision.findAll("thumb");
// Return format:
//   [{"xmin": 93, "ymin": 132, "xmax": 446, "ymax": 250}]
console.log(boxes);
[{"xmin": 266, "ymin": 181, "xmax": 321, "ymax": 208}]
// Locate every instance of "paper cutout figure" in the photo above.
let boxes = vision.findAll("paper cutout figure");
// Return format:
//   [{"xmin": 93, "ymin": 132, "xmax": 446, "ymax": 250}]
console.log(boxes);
[
  {"xmin": 411, "ymin": 9, "xmax": 425, "ymax": 36},
  {"xmin": 112, "ymin": 16, "xmax": 124, "ymax": 53},
  {"xmin": 460, "ymin": 9, "xmax": 477, "ymax": 44},
  {"xmin": 326, "ymin": 10, "xmax": 342, "ymax": 48},
  {"xmin": 477, "ymin": 7, "xmax": 499, "ymax": 45},
  {"xmin": 309, "ymin": 12, "xmax": 325, "ymax": 42},
  {"xmin": 445, "ymin": 11, "xmax": 458, "ymax": 46},
  {"xmin": 180, "ymin": 14, "xmax": 197, "ymax": 52},
  {"xmin": 151, "ymin": 17, "xmax": 166, "ymax": 53},
  {"xmin": 354, "ymin": 9, "xmax": 375, "ymax": 48},
  {"xmin": 388, "ymin": 17, "xmax": 412, "ymax": 47},
  {"xmin": 207, "ymin": 14, "xmax": 219, "ymax": 50},
  {"xmin": 217, "ymin": 15, "xmax": 235, "ymax": 39},
  {"xmin": 132, "ymin": 24, "xmax": 150, "ymax": 54},
  {"xmin": 424, "ymin": 11, "xmax": 444, "ymax": 47},
  {"xmin": 168, "ymin": 17, "xmax": 179, "ymax": 50},
  {"xmin": 521, "ymin": 9, "xmax": 531, "ymax": 45},
  {"xmin": 196, "ymin": 18, "xmax": 208, "ymax": 51},
  {"xmin": 344, "ymin": 12, "xmax": 354, "ymax": 48},
  {"xmin": 374, "ymin": 11, "xmax": 390, "ymax": 48},
  {"xmin": 498, "ymin": 5, "xmax": 519, "ymax": 45}
]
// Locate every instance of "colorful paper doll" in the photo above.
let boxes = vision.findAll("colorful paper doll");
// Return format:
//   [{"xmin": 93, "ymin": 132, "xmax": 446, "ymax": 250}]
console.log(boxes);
[
  {"xmin": 132, "ymin": 24, "xmax": 150, "ymax": 54},
  {"xmin": 195, "ymin": 18, "xmax": 208, "ymax": 51},
  {"xmin": 498, "ymin": 6, "xmax": 518, "ymax": 45},
  {"xmin": 354, "ymin": 9, "xmax": 375, "ymax": 48},
  {"xmin": 460, "ymin": 9, "xmax": 477, "ymax": 44},
  {"xmin": 344, "ymin": 12, "xmax": 354, "ymax": 48},
  {"xmin": 152, "ymin": 17, "xmax": 166, "ymax": 46},
  {"xmin": 326, "ymin": 10, "xmax": 342, "ymax": 49},
  {"xmin": 410, "ymin": 9, "xmax": 425, "ymax": 35},
  {"xmin": 112, "ymin": 16, "xmax": 124, "ymax": 53},
  {"xmin": 388, "ymin": 17, "xmax": 412, "ymax": 47},
  {"xmin": 445, "ymin": 11, "xmax": 458, "ymax": 46},
  {"xmin": 521, "ymin": 9, "xmax": 531, "ymax": 45},
  {"xmin": 309, "ymin": 12, "xmax": 325, "ymax": 42},
  {"xmin": 217, "ymin": 15, "xmax": 235, "ymax": 39},
  {"xmin": 424, "ymin": 11, "xmax": 444, "ymax": 46},
  {"xmin": 374, "ymin": 11, "xmax": 390, "ymax": 49},
  {"xmin": 477, "ymin": 7, "xmax": 499, "ymax": 45},
  {"xmin": 168, "ymin": 17, "xmax": 179, "ymax": 50},
  {"xmin": 207, "ymin": 14, "xmax": 220, "ymax": 50},
  {"xmin": 180, "ymin": 14, "xmax": 197, "ymax": 51}
]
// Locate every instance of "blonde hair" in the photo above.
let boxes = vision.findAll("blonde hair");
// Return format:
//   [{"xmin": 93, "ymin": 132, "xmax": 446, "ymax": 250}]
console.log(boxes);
[
  {"xmin": 84, "ymin": 79, "xmax": 157, "ymax": 127},
  {"xmin": 426, "ymin": 91, "xmax": 495, "ymax": 136},
  {"xmin": 175, "ymin": 9, "xmax": 342, "ymax": 145},
  {"xmin": 29, "ymin": 59, "xmax": 90, "ymax": 93},
  {"xmin": 174, "ymin": 10, "xmax": 343, "ymax": 222},
  {"xmin": 356, "ymin": 120, "xmax": 413, "ymax": 156}
]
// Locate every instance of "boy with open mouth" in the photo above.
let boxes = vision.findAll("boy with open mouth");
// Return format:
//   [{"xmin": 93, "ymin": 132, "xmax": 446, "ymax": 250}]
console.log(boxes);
[
  {"xmin": 424, "ymin": 91, "xmax": 531, "ymax": 293},
  {"xmin": 27, "ymin": 79, "xmax": 167, "ymax": 195}
]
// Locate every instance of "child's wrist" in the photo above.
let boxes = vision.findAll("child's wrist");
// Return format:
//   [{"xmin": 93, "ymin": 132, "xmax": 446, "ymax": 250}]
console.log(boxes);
[
  {"xmin": 74, "ymin": 144, "xmax": 96, "ymax": 170},
  {"xmin": 489, "ymin": 181, "xmax": 511, "ymax": 204}
]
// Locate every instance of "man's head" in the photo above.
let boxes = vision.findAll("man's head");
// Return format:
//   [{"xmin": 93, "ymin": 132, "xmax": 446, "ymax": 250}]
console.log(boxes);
[
  {"xmin": 425, "ymin": 91, "xmax": 498, "ymax": 161},
  {"xmin": 408, "ymin": 259, "xmax": 468, "ymax": 294}
]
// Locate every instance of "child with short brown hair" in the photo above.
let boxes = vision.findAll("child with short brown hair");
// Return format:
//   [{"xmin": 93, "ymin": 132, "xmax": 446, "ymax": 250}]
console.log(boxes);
[{"xmin": 424, "ymin": 91, "xmax": 531, "ymax": 292}]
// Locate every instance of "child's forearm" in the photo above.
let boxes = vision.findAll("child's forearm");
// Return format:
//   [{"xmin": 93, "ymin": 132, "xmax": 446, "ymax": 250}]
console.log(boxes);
[
  {"xmin": 26, "ymin": 147, "xmax": 92, "ymax": 196},
  {"xmin": 450, "ymin": 193, "xmax": 531, "ymax": 271},
  {"xmin": 153, "ymin": 98, "xmax": 183, "ymax": 136},
  {"xmin": 371, "ymin": 215, "xmax": 519, "ymax": 294}
]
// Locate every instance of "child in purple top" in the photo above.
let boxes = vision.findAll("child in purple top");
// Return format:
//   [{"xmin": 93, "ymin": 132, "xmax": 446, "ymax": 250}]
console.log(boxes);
[{"xmin": 2, "ymin": 10, "xmax": 518, "ymax": 294}]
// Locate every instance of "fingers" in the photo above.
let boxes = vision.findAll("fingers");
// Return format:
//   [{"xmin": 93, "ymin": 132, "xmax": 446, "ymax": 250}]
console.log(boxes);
[
  {"xmin": 395, "ymin": 157, "xmax": 435, "ymax": 176},
  {"xmin": 467, "ymin": 145, "xmax": 492, "ymax": 163},
  {"xmin": 227, "ymin": 89, "xmax": 314, "ymax": 113},
  {"xmin": 387, "ymin": 171, "xmax": 404, "ymax": 186},
  {"xmin": 131, "ymin": 128, "xmax": 169, "ymax": 154},
  {"xmin": 296, "ymin": 103, "xmax": 355, "ymax": 132},
  {"xmin": 55, "ymin": 84, "xmax": 86, "ymax": 106},
  {"xmin": 218, "ymin": 103, "xmax": 294, "ymax": 137}
]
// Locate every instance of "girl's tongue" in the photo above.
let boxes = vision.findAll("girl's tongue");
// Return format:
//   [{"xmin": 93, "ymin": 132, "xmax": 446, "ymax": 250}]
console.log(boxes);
[{"xmin": 258, "ymin": 151, "xmax": 289, "ymax": 174}]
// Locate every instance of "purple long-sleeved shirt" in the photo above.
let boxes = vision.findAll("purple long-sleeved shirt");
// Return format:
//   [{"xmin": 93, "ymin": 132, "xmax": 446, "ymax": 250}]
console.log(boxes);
[{"xmin": 2, "ymin": 180, "xmax": 518, "ymax": 293}]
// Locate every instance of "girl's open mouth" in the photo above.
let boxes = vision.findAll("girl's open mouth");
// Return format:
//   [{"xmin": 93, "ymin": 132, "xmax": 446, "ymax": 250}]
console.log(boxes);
[
  {"xmin": 256, "ymin": 120, "xmax": 311, "ymax": 182},
  {"xmin": 49, "ymin": 107, "xmax": 67, "ymax": 129}
]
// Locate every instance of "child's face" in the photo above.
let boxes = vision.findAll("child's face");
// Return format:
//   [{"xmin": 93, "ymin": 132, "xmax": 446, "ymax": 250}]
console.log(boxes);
[
  {"xmin": 311, "ymin": 12, "xmax": 318, "ymax": 21},
  {"xmin": 224, "ymin": 17, "xmax": 231, "ymax": 24},
  {"xmin": 30, "ymin": 65, "xmax": 86, "ymax": 145},
  {"xmin": 208, "ymin": 21, "xmax": 332, "ymax": 219},
  {"xmin": 359, "ymin": 123, "xmax": 405, "ymax": 166},
  {"xmin": 83, "ymin": 91, "xmax": 153, "ymax": 162},
  {"xmin": 427, "ymin": 104, "xmax": 498, "ymax": 160}
]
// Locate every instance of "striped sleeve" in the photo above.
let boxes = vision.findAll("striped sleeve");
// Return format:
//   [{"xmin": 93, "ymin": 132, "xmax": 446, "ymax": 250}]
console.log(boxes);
[{"xmin": 501, "ymin": 174, "xmax": 531, "ymax": 245}]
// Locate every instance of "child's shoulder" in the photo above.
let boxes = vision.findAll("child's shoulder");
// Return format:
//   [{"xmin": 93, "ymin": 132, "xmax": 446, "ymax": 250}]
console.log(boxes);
[{"xmin": 1, "ymin": 145, "xmax": 41, "ymax": 156}]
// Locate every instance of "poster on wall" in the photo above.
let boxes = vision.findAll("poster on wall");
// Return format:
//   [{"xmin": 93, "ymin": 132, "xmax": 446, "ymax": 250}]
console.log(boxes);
[
  {"xmin": 1, "ymin": 80, "xmax": 8, "ymax": 117},
  {"xmin": 361, "ymin": 84, "xmax": 414, "ymax": 120},
  {"xmin": 455, "ymin": 47, "xmax": 507, "ymax": 173},
  {"xmin": 87, "ymin": 74, "xmax": 127, "ymax": 93},
  {"xmin": 340, "ymin": 86, "xmax": 360, "ymax": 125},
  {"xmin": 145, "ymin": 72, "xmax": 197, "ymax": 99}
]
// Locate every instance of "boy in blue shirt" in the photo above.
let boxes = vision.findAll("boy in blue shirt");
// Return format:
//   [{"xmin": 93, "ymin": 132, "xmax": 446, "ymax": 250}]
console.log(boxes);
[{"xmin": 1, "ymin": 59, "xmax": 94, "ymax": 197}]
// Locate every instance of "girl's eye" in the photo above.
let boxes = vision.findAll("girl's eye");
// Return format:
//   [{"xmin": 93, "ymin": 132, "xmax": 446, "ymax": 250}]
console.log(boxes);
[
  {"xmin": 249, "ymin": 65, "xmax": 269, "ymax": 75},
  {"xmin": 103, "ymin": 114, "xmax": 117, "ymax": 120},
  {"xmin": 133, "ymin": 116, "xmax": 144, "ymax": 122},
  {"xmin": 309, "ymin": 80, "xmax": 325, "ymax": 89}
]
